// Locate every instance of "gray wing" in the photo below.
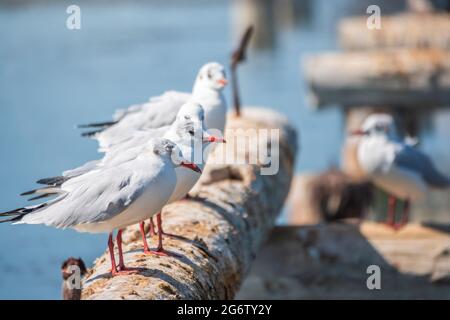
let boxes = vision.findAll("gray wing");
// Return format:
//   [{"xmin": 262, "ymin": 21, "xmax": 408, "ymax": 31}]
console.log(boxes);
[
  {"xmin": 394, "ymin": 144, "xmax": 450, "ymax": 188},
  {"xmin": 19, "ymin": 159, "xmax": 161, "ymax": 228},
  {"xmin": 97, "ymin": 91, "xmax": 190, "ymax": 150},
  {"xmin": 100, "ymin": 125, "xmax": 170, "ymax": 153},
  {"xmin": 63, "ymin": 160, "xmax": 101, "ymax": 178}
]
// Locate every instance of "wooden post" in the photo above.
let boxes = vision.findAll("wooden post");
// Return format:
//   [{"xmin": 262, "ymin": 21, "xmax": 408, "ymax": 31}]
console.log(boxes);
[
  {"xmin": 339, "ymin": 13, "xmax": 450, "ymax": 50},
  {"xmin": 303, "ymin": 49, "xmax": 450, "ymax": 109},
  {"xmin": 237, "ymin": 223, "xmax": 450, "ymax": 299},
  {"xmin": 81, "ymin": 108, "xmax": 297, "ymax": 300}
]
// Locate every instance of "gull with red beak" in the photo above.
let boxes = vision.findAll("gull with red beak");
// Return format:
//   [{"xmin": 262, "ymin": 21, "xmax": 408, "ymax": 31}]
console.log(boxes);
[
  {"xmin": 79, "ymin": 62, "xmax": 228, "ymax": 151},
  {"xmin": 0, "ymin": 138, "xmax": 201, "ymax": 276},
  {"xmin": 351, "ymin": 114, "xmax": 450, "ymax": 229},
  {"xmin": 137, "ymin": 102, "xmax": 226, "ymax": 255},
  {"xmin": 31, "ymin": 102, "xmax": 224, "ymax": 255}
]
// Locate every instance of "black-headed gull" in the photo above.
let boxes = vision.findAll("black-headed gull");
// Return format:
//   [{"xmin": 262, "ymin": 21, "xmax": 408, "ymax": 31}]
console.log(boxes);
[
  {"xmin": 79, "ymin": 62, "xmax": 228, "ymax": 151},
  {"xmin": 351, "ymin": 114, "xmax": 450, "ymax": 229},
  {"xmin": 0, "ymin": 138, "xmax": 201, "ymax": 276},
  {"xmin": 32, "ymin": 102, "xmax": 225, "ymax": 255}
]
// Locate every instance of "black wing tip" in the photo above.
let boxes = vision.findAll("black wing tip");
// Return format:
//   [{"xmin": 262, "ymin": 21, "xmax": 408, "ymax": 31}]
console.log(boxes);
[
  {"xmin": 28, "ymin": 193, "xmax": 53, "ymax": 201},
  {"xmin": 0, "ymin": 203, "xmax": 47, "ymax": 218},
  {"xmin": 20, "ymin": 189, "xmax": 36, "ymax": 196},
  {"xmin": 0, "ymin": 215, "xmax": 25, "ymax": 224},
  {"xmin": 81, "ymin": 129, "xmax": 103, "ymax": 138},
  {"xmin": 36, "ymin": 176, "xmax": 66, "ymax": 186},
  {"xmin": 77, "ymin": 121, "xmax": 118, "ymax": 129}
]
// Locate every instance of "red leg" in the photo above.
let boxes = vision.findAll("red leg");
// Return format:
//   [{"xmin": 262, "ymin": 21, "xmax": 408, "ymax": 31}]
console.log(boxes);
[
  {"xmin": 114, "ymin": 229, "xmax": 138, "ymax": 275},
  {"xmin": 143, "ymin": 213, "xmax": 171, "ymax": 256},
  {"xmin": 386, "ymin": 196, "xmax": 397, "ymax": 228},
  {"xmin": 157, "ymin": 212, "xmax": 178, "ymax": 238},
  {"xmin": 156, "ymin": 213, "xmax": 164, "ymax": 251},
  {"xmin": 396, "ymin": 199, "xmax": 410, "ymax": 229},
  {"xmin": 108, "ymin": 232, "xmax": 118, "ymax": 275},
  {"xmin": 149, "ymin": 217, "xmax": 156, "ymax": 237},
  {"xmin": 139, "ymin": 221, "xmax": 150, "ymax": 252}
]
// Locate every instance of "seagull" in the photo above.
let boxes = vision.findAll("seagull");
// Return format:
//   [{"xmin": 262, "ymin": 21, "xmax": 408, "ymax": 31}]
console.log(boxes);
[
  {"xmin": 0, "ymin": 138, "xmax": 201, "ymax": 276},
  {"xmin": 32, "ymin": 102, "xmax": 225, "ymax": 255},
  {"xmin": 103, "ymin": 102, "xmax": 226, "ymax": 255},
  {"xmin": 351, "ymin": 113, "xmax": 450, "ymax": 229},
  {"xmin": 79, "ymin": 62, "xmax": 228, "ymax": 151}
]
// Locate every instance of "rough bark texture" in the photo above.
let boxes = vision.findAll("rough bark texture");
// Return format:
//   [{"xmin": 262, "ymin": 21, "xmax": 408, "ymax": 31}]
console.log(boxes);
[
  {"xmin": 81, "ymin": 107, "xmax": 297, "ymax": 300},
  {"xmin": 237, "ymin": 223, "xmax": 450, "ymax": 299},
  {"xmin": 303, "ymin": 49, "xmax": 450, "ymax": 108},
  {"xmin": 339, "ymin": 14, "xmax": 450, "ymax": 51}
]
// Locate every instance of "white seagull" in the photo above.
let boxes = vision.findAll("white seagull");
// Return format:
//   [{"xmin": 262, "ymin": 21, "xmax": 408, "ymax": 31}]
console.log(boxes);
[
  {"xmin": 0, "ymin": 138, "xmax": 201, "ymax": 276},
  {"xmin": 32, "ymin": 102, "xmax": 225, "ymax": 255},
  {"xmin": 79, "ymin": 62, "xmax": 228, "ymax": 151},
  {"xmin": 351, "ymin": 114, "xmax": 450, "ymax": 228}
]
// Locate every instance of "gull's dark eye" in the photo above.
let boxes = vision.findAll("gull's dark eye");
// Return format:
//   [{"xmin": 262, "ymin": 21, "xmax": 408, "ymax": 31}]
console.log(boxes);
[
  {"xmin": 188, "ymin": 130, "xmax": 195, "ymax": 136},
  {"xmin": 184, "ymin": 115, "xmax": 190, "ymax": 120},
  {"xmin": 207, "ymin": 70, "xmax": 212, "ymax": 79}
]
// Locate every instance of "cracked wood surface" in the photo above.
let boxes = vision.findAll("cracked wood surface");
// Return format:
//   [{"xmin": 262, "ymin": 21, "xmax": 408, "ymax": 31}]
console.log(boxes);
[{"xmin": 81, "ymin": 107, "xmax": 297, "ymax": 300}]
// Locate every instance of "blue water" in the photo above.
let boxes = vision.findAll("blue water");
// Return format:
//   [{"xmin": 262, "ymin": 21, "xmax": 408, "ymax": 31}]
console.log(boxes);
[{"xmin": 0, "ymin": 0, "xmax": 448, "ymax": 299}]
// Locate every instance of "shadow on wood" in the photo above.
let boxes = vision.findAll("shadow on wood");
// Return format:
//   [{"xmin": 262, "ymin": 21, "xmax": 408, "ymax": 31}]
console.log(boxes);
[{"xmin": 237, "ymin": 223, "xmax": 450, "ymax": 299}]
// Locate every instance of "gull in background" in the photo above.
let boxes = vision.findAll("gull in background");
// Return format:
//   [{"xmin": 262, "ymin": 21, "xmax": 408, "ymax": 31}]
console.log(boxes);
[
  {"xmin": 351, "ymin": 114, "xmax": 450, "ymax": 229},
  {"xmin": 0, "ymin": 138, "xmax": 201, "ymax": 276},
  {"xmin": 79, "ymin": 62, "xmax": 228, "ymax": 151}
]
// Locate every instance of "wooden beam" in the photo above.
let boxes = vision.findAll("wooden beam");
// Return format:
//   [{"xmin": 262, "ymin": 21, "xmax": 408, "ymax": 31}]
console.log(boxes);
[
  {"xmin": 339, "ymin": 13, "xmax": 450, "ymax": 50},
  {"xmin": 81, "ymin": 108, "xmax": 297, "ymax": 300},
  {"xmin": 303, "ymin": 49, "xmax": 450, "ymax": 108}
]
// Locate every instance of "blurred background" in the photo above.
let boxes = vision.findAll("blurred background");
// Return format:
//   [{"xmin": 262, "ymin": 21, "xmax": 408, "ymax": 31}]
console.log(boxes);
[{"xmin": 0, "ymin": 0, "xmax": 449, "ymax": 299}]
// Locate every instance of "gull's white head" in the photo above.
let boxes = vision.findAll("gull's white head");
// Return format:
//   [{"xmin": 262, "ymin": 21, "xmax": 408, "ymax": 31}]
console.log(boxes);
[
  {"xmin": 172, "ymin": 102, "xmax": 225, "ymax": 144},
  {"xmin": 151, "ymin": 138, "xmax": 202, "ymax": 173},
  {"xmin": 351, "ymin": 114, "xmax": 398, "ymax": 138},
  {"xmin": 193, "ymin": 62, "xmax": 228, "ymax": 92}
]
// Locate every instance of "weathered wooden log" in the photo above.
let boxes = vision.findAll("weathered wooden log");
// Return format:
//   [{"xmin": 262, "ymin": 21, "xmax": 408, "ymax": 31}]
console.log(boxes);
[
  {"xmin": 81, "ymin": 107, "xmax": 297, "ymax": 300},
  {"xmin": 303, "ymin": 49, "xmax": 450, "ymax": 108},
  {"xmin": 237, "ymin": 223, "xmax": 450, "ymax": 299},
  {"xmin": 286, "ymin": 172, "xmax": 372, "ymax": 225},
  {"xmin": 339, "ymin": 14, "xmax": 450, "ymax": 51}
]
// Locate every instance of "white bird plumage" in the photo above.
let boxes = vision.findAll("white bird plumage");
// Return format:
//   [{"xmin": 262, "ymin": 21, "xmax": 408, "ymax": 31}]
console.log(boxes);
[
  {"xmin": 83, "ymin": 62, "xmax": 228, "ymax": 151},
  {"xmin": 353, "ymin": 113, "xmax": 450, "ymax": 228},
  {"xmin": 8, "ymin": 139, "xmax": 190, "ymax": 233}
]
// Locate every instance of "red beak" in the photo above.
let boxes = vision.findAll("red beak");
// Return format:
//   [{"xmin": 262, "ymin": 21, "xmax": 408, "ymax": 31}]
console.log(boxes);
[
  {"xmin": 207, "ymin": 136, "xmax": 226, "ymax": 143},
  {"xmin": 181, "ymin": 162, "xmax": 202, "ymax": 173},
  {"xmin": 217, "ymin": 79, "xmax": 228, "ymax": 86},
  {"xmin": 349, "ymin": 129, "xmax": 367, "ymax": 136}
]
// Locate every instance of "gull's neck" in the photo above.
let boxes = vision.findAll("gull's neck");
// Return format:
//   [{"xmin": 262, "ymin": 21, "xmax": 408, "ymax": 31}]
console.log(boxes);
[{"xmin": 192, "ymin": 84, "xmax": 223, "ymax": 102}]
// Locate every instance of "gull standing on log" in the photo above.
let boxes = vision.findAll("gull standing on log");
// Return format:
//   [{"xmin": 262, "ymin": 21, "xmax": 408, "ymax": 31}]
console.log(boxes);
[
  {"xmin": 79, "ymin": 62, "xmax": 228, "ymax": 151},
  {"xmin": 34, "ymin": 102, "xmax": 225, "ymax": 255},
  {"xmin": 351, "ymin": 114, "xmax": 450, "ymax": 229},
  {"xmin": 0, "ymin": 138, "xmax": 201, "ymax": 276}
]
